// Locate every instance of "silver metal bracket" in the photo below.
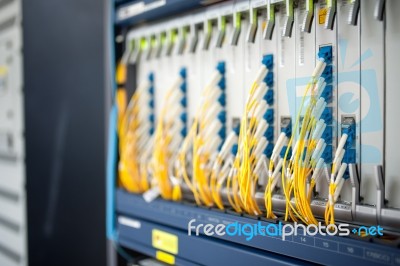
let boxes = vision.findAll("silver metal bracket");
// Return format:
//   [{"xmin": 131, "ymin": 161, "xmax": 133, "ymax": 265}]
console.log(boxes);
[
  {"xmin": 188, "ymin": 24, "xmax": 199, "ymax": 53},
  {"xmin": 154, "ymin": 34, "xmax": 163, "ymax": 58},
  {"xmin": 349, "ymin": 163, "xmax": 360, "ymax": 219},
  {"xmin": 263, "ymin": 0, "xmax": 275, "ymax": 40},
  {"xmin": 167, "ymin": 29, "xmax": 178, "ymax": 56},
  {"xmin": 301, "ymin": 0, "xmax": 314, "ymax": 33},
  {"xmin": 145, "ymin": 36, "xmax": 153, "ymax": 60},
  {"xmin": 128, "ymin": 39, "xmax": 140, "ymax": 64},
  {"xmin": 374, "ymin": 165, "xmax": 385, "ymax": 224},
  {"xmin": 202, "ymin": 19, "xmax": 213, "ymax": 50},
  {"xmin": 282, "ymin": 0, "xmax": 294, "ymax": 37},
  {"xmin": 215, "ymin": 16, "xmax": 227, "ymax": 48},
  {"xmin": 374, "ymin": 0, "xmax": 385, "ymax": 21},
  {"xmin": 325, "ymin": 0, "xmax": 336, "ymax": 30},
  {"xmin": 176, "ymin": 26, "xmax": 188, "ymax": 55},
  {"xmin": 246, "ymin": 7, "xmax": 258, "ymax": 43},
  {"xmin": 348, "ymin": 0, "xmax": 360, "ymax": 26},
  {"xmin": 230, "ymin": 11, "xmax": 241, "ymax": 45}
]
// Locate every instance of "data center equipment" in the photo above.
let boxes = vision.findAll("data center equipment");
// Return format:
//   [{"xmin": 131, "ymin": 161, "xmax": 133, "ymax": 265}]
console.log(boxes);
[
  {"xmin": 108, "ymin": 0, "xmax": 400, "ymax": 265},
  {"xmin": 0, "ymin": 0, "xmax": 27, "ymax": 265}
]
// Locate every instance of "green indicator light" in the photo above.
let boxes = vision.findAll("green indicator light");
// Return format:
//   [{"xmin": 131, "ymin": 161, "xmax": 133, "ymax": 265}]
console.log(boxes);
[
  {"xmin": 287, "ymin": 0, "xmax": 294, "ymax": 17},
  {"xmin": 251, "ymin": 8, "xmax": 257, "ymax": 24},
  {"xmin": 234, "ymin": 12, "xmax": 241, "ymax": 29},
  {"xmin": 220, "ymin": 16, "xmax": 226, "ymax": 32},
  {"xmin": 170, "ymin": 29, "xmax": 177, "ymax": 44},
  {"xmin": 140, "ymin": 37, "xmax": 148, "ymax": 51}
]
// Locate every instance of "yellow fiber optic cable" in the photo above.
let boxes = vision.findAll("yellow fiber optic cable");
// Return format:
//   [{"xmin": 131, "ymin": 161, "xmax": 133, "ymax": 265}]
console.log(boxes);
[
  {"xmin": 117, "ymin": 72, "xmax": 154, "ymax": 194},
  {"xmin": 176, "ymin": 64, "xmax": 226, "ymax": 207}
]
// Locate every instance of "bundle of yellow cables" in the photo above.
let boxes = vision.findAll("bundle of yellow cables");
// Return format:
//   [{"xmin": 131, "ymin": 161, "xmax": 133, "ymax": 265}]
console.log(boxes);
[
  {"xmin": 325, "ymin": 134, "xmax": 349, "ymax": 225},
  {"xmin": 276, "ymin": 59, "xmax": 328, "ymax": 225},
  {"xmin": 269, "ymin": 57, "xmax": 350, "ymax": 227},
  {"xmin": 114, "ymin": 51, "xmax": 350, "ymax": 228},
  {"xmin": 210, "ymin": 126, "xmax": 240, "ymax": 210},
  {"xmin": 229, "ymin": 56, "xmax": 274, "ymax": 215},
  {"xmin": 117, "ymin": 64, "xmax": 154, "ymax": 194},
  {"xmin": 175, "ymin": 62, "xmax": 226, "ymax": 206},
  {"xmin": 150, "ymin": 68, "xmax": 187, "ymax": 201}
]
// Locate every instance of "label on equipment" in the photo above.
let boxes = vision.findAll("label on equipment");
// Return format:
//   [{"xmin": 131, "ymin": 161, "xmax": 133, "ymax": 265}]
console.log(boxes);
[
  {"xmin": 318, "ymin": 8, "xmax": 327, "ymax": 25},
  {"xmin": 152, "ymin": 229, "xmax": 178, "ymax": 255},
  {"xmin": 118, "ymin": 216, "xmax": 141, "ymax": 229},
  {"xmin": 156, "ymin": 251, "xmax": 175, "ymax": 265}
]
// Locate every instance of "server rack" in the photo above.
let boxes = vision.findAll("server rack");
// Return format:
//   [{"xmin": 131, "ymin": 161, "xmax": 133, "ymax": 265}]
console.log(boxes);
[{"xmin": 107, "ymin": 1, "xmax": 400, "ymax": 265}]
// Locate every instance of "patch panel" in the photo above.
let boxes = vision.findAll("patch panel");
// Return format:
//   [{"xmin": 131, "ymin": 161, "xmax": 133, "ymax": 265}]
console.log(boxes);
[
  {"xmin": 259, "ymin": 4, "xmax": 278, "ymax": 168},
  {"xmin": 318, "ymin": 45, "xmax": 334, "ymax": 165},
  {"xmin": 148, "ymin": 73, "xmax": 155, "ymax": 134},
  {"xmin": 148, "ymin": 67, "xmax": 189, "ymax": 201},
  {"xmin": 315, "ymin": 0, "xmax": 338, "ymax": 204},
  {"xmin": 262, "ymin": 54, "xmax": 275, "ymax": 161},
  {"xmin": 216, "ymin": 61, "xmax": 227, "ymax": 140},
  {"xmin": 294, "ymin": 0, "xmax": 317, "ymax": 153},
  {"xmin": 109, "ymin": 1, "xmax": 400, "ymax": 265},
  {"xmin": 179, "ymin": 67, "xmax": 188, "ymax": 138},
  {"xmin": 337, "ymin": 0, "xmax": 361, "ymax": 203}
]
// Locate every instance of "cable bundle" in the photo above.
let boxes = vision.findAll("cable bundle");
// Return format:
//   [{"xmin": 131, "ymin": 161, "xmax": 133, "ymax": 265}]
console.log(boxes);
[
  {"xmin": 228, "ymin": 55, "xmax": 274, "ymax": 215},
  {"xmin": 210, "ymin": 126, "xmax": 240, "ymax": 210},
  {"xmin": 325, "ymin": 133, "xmax": 350, "ymax": 225},
  {"xmin": 176, "ymin": 62, "xmax": 226, "ymax": 206},
  {"xmin": 118, "ymin": 72, "xmax": 155, "ymax": 193},
  {"xmin": 115, "ymin": 48, "xmax": 351, "ymax": 226},
  {"xmin": 151, "ymin": 68, "xmax": 187, "ymax": 201},
  {"xmin": 273, "ymin": 52, "xmax": 350, "ymax": 226},
  {"xmin": 273, "ymin": 57, "xmax": 328, "ymax": 224}
]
